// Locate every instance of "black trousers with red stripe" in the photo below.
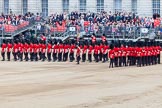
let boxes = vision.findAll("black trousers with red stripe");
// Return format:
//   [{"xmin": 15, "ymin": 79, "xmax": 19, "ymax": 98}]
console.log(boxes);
[
  {"xmin": 1, "ymin": 52, "xmax": 5, "ymax": 61},
  {"xmin": 7, "ymin": 52, "xmax": 11, "ymax": 61}
]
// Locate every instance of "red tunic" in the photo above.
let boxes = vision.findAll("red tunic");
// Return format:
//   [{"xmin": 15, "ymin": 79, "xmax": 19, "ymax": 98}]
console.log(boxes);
[
  {"xmin": 29, "ymin": 43, "xmax": 34, "ymax": 53},
  {"xmin": 70, "ymin": 45, "xmax": 75, "ymax": 53},
  {"xmin": 19, "ymin": 43, "xmax": 24, "ymax": 53},
  {"xmin": 24, "ymin": 43, "xmax": 29, "ymax": 53},
  {"xmin": 82, "ymin": 45, "xmax": 87, "ymax": 54},
  {"xmin": 109, "ymin": 49, "xmax": 115, "ymax": 59},
  {"xmin": 42, "ymin": 44, "xmax": 46, "ymax": 53},
  {"xmin": 94, "ymin": 46, "xmax": 99, "ymax": 54},
  {"xmin": 1, "ymin": 43, "xmax": 7, "ymax": 53},
  {"xmin": 7, "ymin": 43, "xmax": 12, "ymax": 52},
  {"xmin": 53, "ymin": 45, "xmax": 58, "ymax": 53},
  {"xmin": 76, "ymin": 47, "xmax": 81, "ymax": 56},
  {"xmin": 122, "ymin": 47, "xmax": 127, "ymax": 57},
  {"xmin": 88, "ymin": 45, "xmax": 93, "ymax": 54},
  {"xmin": 114, "ymin": 47, "xmax": 118, "ymax": 57},
  {"xmin": 13, "ymin": 44, "xmax": 18, "ymax": 53},
  {"xmin": 58, "ymin": 44, "xmax": 63, "ymax": 53},
  {"xmin": 47, "ymin": 43, "xmax": 52, "ymax": 53},
  {"xmin": 103, "ymin": 45, "xmax": 108, "ymax": 54}
]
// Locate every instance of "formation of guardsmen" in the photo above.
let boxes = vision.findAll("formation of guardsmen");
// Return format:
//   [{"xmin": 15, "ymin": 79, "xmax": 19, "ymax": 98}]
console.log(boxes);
[
  {"xmin": 1, "ymin": 37, "xmax": 161, "ymax": 67},
  {"xmin": 109, "ymin": 41, "xmax": 161, "ymax": 68}
]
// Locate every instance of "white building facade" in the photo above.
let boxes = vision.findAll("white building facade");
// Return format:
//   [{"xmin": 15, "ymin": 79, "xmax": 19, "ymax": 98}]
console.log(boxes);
[{"xmin": 0, "ymin": 0, "xmax": 161, "ymax": 17}]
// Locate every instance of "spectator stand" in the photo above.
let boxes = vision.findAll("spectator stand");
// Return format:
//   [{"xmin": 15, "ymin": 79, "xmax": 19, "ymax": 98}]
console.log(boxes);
[{"xmin": 0, "ymin": 13, "xmax": 42, "ymax": 40}]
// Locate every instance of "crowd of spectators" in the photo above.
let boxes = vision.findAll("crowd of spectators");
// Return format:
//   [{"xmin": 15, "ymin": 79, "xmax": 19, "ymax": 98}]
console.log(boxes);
[
  {"xmin": 0, "ymin": 12, "xmax": 41, "ymax": 33},
  {"xmin": 46, "ymin": 11, "xmax": 162, "ymax": 38},
  {"xmin": 0, "ymin": 10, "xmax": 162, "ymax": 39}
]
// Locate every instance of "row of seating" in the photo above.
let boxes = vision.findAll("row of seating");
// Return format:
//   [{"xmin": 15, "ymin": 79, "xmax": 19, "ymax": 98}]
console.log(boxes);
[
  {"xmin": 1, "ymin": 21, "xmax": 29, "ymax": 33},
  {"xmin": 50, "ymin": 26, "xmax": 67, "ymax": 32},
  {"xmin": 50, "ymin": 21, "xmax": 66, "ymax": 32}
]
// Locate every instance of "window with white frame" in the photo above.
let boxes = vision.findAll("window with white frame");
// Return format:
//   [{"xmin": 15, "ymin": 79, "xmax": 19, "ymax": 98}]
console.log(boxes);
[
  {"xmin": 80, "ymin": 0, "xmax": 86, "ymax": 12},
  {"xmin": 97, "ymin": 0, "xmax": 104, "ymax": 12},
  {"xmin": 4, "ymin": 0, "xmax": 9, "ymax": 15},
  {"xmin": 152, "ymin": 0, "xmax": 160, "ymax": 14},
  {"xmin": 42, "ymin": 0, "xmax": 48, "ymax": 16},
  {"xmin": 23, "ymin": 0, "xmax": 28, "ymax": 14},
  {"xmin": 132, "ymin": 0, "xmax": 137, "ymax": 13},
  {"xmin": 114, "ymin": 0, "xmax": 122, "ymax": 12},
  {"xmin": 62, "ymin": 0, "xmax": 69, "ymax": 12}
]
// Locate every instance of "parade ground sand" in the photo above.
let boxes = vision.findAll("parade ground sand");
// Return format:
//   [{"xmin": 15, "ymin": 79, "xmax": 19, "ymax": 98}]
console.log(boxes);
[{"xmin": 0, "ymin": 58, "xmax": 162, "ymax": 108}]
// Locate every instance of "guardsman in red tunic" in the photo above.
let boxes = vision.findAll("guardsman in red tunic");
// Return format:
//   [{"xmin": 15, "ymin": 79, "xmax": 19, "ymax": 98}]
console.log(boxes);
[
  {"xmin": 105, "ymin": 43, "xmax": 109, "ymax": 61},
  {"xmin": 63, "ymin": 43, "xmax": 69, "ymax": 62},
  {"xmin": 33, "ymin": 41, "xmax": 39, "ymax": 61},
  {"xmin": 47, "ymin": 40, "xmax": 52, "ymax": 62},
  {"xmin": 132, "ymin": 46, "xmax": 137, "ymax": 66},
  {"xmin": 102, "ymin": 44, "xmax": 108, "ymax": 63},
  {"xmin": 94, "ymin": 44, "xmax": 99, "ymax": 62},
  {"xmin": 13, "ymin": 41, "xmax": 18, "ymax": 61},
  {"xmin": 29, "ymin": 41, "xmax": 34, "ymax": 61},
  {"xmin": 152, "ymin": 46, "xmax": 157, "ymax": 65},
  {"xmin": 148, "ymin": 46, "xmax": 152, "ymax": 65},
  {"xmin": 19, "ymin": 41, "xmax": 24, "ymax": 61},
  {"xmin": 156, "ymin": 43, "xmax": 161, "ymax": 64},
  {"xmin": 82, "ymin": 43, "xmax": 87, "ymax": 62},
  {"xmin": 69, "ymin": 43, "xmax": 75, "ymax": 62},
  {"xmin": 38, "ymin": 41, "xmax": 42, "ymax": 60},
  {"xmin": 145, "ymin": 46, "xmax": 149, "ymax": 66},
  {"xmin": 136, "ymin": 46, "xmax": 142, "ymax": 67},
  {"xmin": 150, "ymin": 45, "xmax": 153, "ymax": 65},
  {"xmin": 99, "ymin": 43, "xmax": 103, "ymax": 61},
  {"xmin": 109, "ymin": 48, "xmax": 115, "ymax": 68},
  {"xmin": 118, "ymin": 46, "xmax": 123, "ymax": 67},
  {"xmin": 141, "ymin": 46, "xmax": 145, "ymax": 66},
  {"xmin": 17, "ymin": 41, "xmax": 21, "ymax": 60},
  {"xmin": 76, "ymin": 45, "xmax": 81, "ymax": 64},
  {"xmin": 7, "ymin": 40, "xmax": 12, "ymax": 61},
  {"xmin": 58, "ymin": 42, "xmax": 63, "ymax": 62},
  {"xmin": 1, "ymin": 40, "xmax": 7, "ymax": 61},
  {"xmin": 88, "ymin": 43, "xmax": 93, "ymax": 62},
  {"xmin": 122, "ymin": 45, "xmax": 127, "ymax": 66},
  {"xmin": 41, "ymin": 41, "xmax": 46, "ymax": 61},
  {"xmin": 53, "ymin": 42, "xmax": 58, "ymax": 62},
  {"xmin": 114, "ymin": 46, "xmax": 119, "ymax": 67},
  {"xmin": 24, "ymin": 41, "xmax": 29, "ymax": 61}
]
